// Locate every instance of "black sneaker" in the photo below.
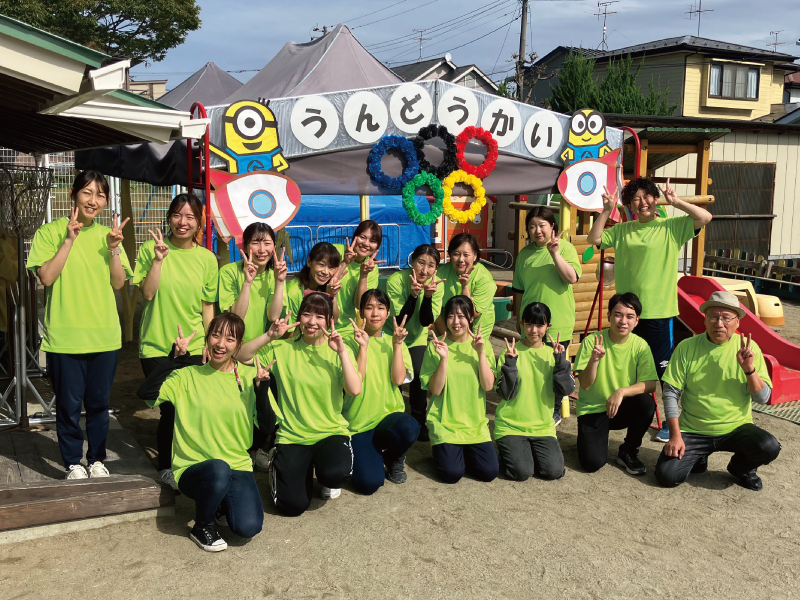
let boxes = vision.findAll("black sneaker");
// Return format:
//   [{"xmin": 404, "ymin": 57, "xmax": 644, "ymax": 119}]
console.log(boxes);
[
  {"xmin": 691, "ymin": 456, "xmax": 708, "ymax": 474},
  {"xmin": 189, "ymin": 524, "xmax": 227, "ymax": 552},
  {"xmin": 553, "ymin": 409, "xmax": 562, "ymax": 427},
  {"xmin": 616, "ymin": 448, "xmax": 646, "ymax": 475},
  {"xmin": 727, "ymin": 464, "xmax": 763, "ymax": 491},
  {"xmin": 385, "ymin": 455, "xmax": 408, "ymax": 484},
  {"xmin": 416, "ymin": 423, "xmax": 430, "ymax": 443}
]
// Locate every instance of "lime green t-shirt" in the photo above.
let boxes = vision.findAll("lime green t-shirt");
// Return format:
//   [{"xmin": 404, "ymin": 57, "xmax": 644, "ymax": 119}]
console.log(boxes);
[
  {"xmin": 219, "ymin": 261, "xmax": 277, "ymax": 343},
  {"xmin": 512, "ymin": 240, "xmax": 582, "ymax": 341},
  {"xmin": 343, "ymin": 335, "xmax": 413, "ymax": 434},
  {"xmin": 133, "ymin": 239, "xmax": 218, "ymax": 358},
  {"xmin": 663, "ymin": 333, "xmax": 771, "ymax": 436},
  {"xmin": 573, "ymin": 329, "xmax": 658, "ymax": 417},
  {"xmin": 26, "ymin": 217, "xmax": 133, "ymax": 353},
  {"xmin": 257, "ymin": 338, "xmax": 356, "ymax": 445},
  {"xmin": 495, "ymin": 345, "xmax": 559, "ymax": 439},
  {"xmin": 332, "ymin": 243, "xmax": 379, "ymax": 338},
  {"xmin": 384, "ymin": 269, "xmax": 444, "ymax": 348},
  {"xmin": 419, "ymin": 338, "xmax": 497, "ymax": 445},
  {"xmin": 153, "ymin": 363, "xmax": 257, "ymax": 483},
  {"xmin": 283, "ymin": 277, "xmax": 304, "ymax": 325},
  {"xmin": 437, "ymin": 262, "xmax": 496, "ymax": 336},
  {"xmin": 600, "ymin": 215, "xmax": 696, "ymax": 319}
]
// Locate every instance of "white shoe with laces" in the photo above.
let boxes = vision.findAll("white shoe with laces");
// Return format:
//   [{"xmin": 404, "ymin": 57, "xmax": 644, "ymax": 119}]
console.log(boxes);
[
  {"xmin": 66, "ymin": 464, "xmax": 88, "ymax": 480},
  {"xmin": 321, "ymin": 486, "xmax": 341, "ymax": 500},
  {"xmin": 87, "ymin": 462, "xmax": 110, "ymax": 478},
  {"xmin": 159, "ymin": 468, "xmax": 180, "ymax": 492}
]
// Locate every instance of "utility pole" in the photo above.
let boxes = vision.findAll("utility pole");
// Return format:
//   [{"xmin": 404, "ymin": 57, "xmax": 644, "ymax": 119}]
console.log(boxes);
[
  {"xmin": 412, "ymin": 29, "xmax": 431, "ymax": 62},
  {"xmin": 594, "ymin": 1, "xmax": 618, "ymax": 51},
  {"xmin": 517, "ymin": 0, "xmax": 529, "ymax": 101},
  {"xmin": 686, "ymin": 1, "xmax": 713, "ymax": 37},
  {"xmin": 767, "ymin": 30, "xmax": 785, "ymax": 52}
]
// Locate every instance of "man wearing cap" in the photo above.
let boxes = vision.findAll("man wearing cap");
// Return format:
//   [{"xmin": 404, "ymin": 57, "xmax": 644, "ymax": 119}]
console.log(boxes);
[{"xmin": 655, "ymin": 291, "xmax": 781, "ymax": 490}]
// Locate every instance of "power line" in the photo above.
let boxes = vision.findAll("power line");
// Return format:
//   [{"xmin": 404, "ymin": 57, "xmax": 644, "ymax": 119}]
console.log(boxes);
[
  {"xmin": 345, "ymin": 0, "xmax": 412, "ymax": 23},
  {"xmin": 420, "ymin": 16, "xmax": 521, "ymax": 61},
  {"xmin": 491, "ymin": 15, "xmax": 516, "ymax": 77},
  {"xmin": 352, "ymin": 0, "xmax": 444, "ymax": 29}
]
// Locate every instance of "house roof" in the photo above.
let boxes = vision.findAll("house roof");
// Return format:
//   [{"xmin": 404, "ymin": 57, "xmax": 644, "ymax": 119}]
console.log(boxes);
[
  {"xmin": 753, "ymin": 103, "xmax": 800, "ymax": 123},
  {"xmin": 786, "ymin": 72, "xmax": 800, "ymax": 86},
  {"xmin": 390, "ymin": 57, "xmax": 449, "ymax": 81},
  {"xmin": 158, "ymin": 62, "xmax": 242, "ymax": 111}
]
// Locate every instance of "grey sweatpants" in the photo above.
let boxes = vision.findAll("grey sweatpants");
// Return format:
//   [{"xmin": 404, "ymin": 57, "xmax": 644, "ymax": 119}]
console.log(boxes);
[{"xmin": 496, "ymin": 435, "xmax": 565, "ymax": 482}]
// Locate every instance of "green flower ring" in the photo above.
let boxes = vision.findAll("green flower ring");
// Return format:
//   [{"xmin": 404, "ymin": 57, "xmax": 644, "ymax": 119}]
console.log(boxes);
[{"xmin": 402, "ymin": 172, "xmax": 445, "ymax": 226}]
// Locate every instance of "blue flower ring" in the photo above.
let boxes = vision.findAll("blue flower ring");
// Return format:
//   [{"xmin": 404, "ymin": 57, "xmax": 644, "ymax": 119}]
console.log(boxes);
[{"xmin": 367, "ymin": 135, "xmax": 420, "ymax": 190}]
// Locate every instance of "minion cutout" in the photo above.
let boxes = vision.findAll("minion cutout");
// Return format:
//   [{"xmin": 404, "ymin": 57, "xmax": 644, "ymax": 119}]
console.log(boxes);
[
  {"xmin": 210, "ymin": 100, "xmax": 289, "ymax": 174},
  {"xmin": 560, "ymin": 109, "xmax": 611, "ymax": 166}
]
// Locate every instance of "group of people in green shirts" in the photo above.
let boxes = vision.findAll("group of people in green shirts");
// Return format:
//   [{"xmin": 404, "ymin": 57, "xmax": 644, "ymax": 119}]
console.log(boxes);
[{"xmin": 28, "ymin": 170, "xmax": 781, "ymax": 553}]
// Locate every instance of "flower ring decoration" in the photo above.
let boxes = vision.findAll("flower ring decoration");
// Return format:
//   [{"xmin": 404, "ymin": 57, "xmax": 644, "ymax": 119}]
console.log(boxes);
[
  {"xmin": 367, "ymin": 135, "xmax": 420, "ymax": 190},
  {"xmin": 442, "ymin": 170, "xmax": 487, "ymax": 224},
  {"xmin": 455, "ymin": 126, "xmax": 498, "ymax": 179},
  {"xmin": 401, "ymin": 172, "xmax": 444, "ymax": 227},
  {"xmin": 413, "ymin": 124, "xmax": 458, "ymax": 180}
]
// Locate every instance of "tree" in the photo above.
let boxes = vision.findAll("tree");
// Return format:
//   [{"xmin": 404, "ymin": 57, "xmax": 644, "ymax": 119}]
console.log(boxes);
[
  {"xmin": 498, "ymin": 51, "xmax": 558, "ymax": 103},
  {"xmin": 547, "ymin": 49, "xmax": 678, "ymax": 116},
  {"xmin": 0, "ymin": 0, "xmax": 201, "ymax": 65}
]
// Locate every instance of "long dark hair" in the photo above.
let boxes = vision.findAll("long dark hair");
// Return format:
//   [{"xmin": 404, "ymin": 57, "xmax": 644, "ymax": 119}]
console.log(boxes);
[
  {"xmin": 442, "ymin": 295, "xmax": 476, "ymax": 332},
  {"xmin": 166, "ymin": 193, "xmax": 203, "ymax": 239},
  {"xmin": 298, "ymin": 242, "xmax": 341, "ymax": 289},
  {"xmin": 353, "ymin": 219, "xmax": 383, "ymax": 249},
  {"xmin": 70, "ymin": 171, "xmax": 109, "ymax": 201},
  {"xmin": 520, "ymin": 302, "xmax": 552, "ymax": 326},
  {"xmin": 242, "ymin": 222, "xmax": 277, "ymax": 269},
  {"xmin": 296, "ymin": 292, "xmax": 334, "ymax": 339}
]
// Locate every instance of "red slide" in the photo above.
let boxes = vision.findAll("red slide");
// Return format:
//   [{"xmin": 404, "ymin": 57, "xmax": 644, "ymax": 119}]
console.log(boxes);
[{"xmin": 677, "ymin": 276, "xmax": 800, "ymax": 404}]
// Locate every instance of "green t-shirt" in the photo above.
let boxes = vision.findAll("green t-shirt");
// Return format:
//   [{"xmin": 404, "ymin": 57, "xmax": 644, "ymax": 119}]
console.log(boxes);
[
  {"xmin": 573, "ymin": 329, "xmax": 658, "ymax": 417},
  {"xmin": 219, "ymin": 261, "xmax": 277, "ymax": 343},
  {"xmin": 495, "ymin": 345, "xmax": 558, "ymax": 439},
  {"xmin": 332, "ymin": 243, "xmax": 379, "ymax": 338},
  {"xmin": 437, "ymin": 262, "xmax": 496, "ymax": 336},
  {"xmin": 133, "ymin": 239, "xmax": 218, "ymax": 358},
  {"xmin": 663, "ymin": 333, "xmax": 771, "ymax": 436},
  {"xmin": 600, "ymin": 215, "xmax": 696, "ymax": 319},
  {"xmin": 153, "ymin": 363, "xmax": 257, "ymax": 483},
  {"xmin": 26, "ymin": 217, "xmax": 133, "ymax": 353},
  {"xmin": 283, "ymin": 277, "xmax": 305, "ymax": 325},
  {"xmin": 513, "ymin": 240, "xmax": 582, "ymax": 341},
  {"xmin": 419, "ymin": 338, "xmax": 497, "ymax": 445},
  {"xmin": 384, "ymin": 269, "xmax": 444, "ymax": 348},
  {"xmin": 343, "ymin": 335, "xmax": 413, "ymax": 434},
  {"xmin": 257, "ymin": 338, "xmax": 356, "ymax": 445}
]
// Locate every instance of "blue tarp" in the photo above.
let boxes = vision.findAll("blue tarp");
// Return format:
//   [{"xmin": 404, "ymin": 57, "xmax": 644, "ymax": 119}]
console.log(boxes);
[{"xmin": 220, "ymin": 194, "xmax": 432, "ymax": 271}]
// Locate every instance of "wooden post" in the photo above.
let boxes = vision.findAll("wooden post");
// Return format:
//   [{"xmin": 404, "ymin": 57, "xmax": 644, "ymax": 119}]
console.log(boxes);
[
  {"xmin": 560, "ymin": 196, "xmax": 576, "ymax": 242},
  {"xmin": 691, "ymin": 140, "xmax": 711, "ymax": 277},
  {"xmin": 638, "ymin": 139, "xmax": 649, "ymax": 183},
  {"xmin": 512, "ymin": 195, "xmax": 528, "ymax": 316},
  {"xmin": 360, "ymin": 195, "xmax": 370, "ymax": 221},
  {"xmin": 119, "ymin": 179, "xmax": 139, "ymax": 343}
]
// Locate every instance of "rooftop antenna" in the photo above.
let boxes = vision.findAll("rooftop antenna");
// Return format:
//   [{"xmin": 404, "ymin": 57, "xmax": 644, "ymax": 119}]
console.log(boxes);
[
  {"xmin": 310, "ymin": 24, "xmax": 334, "ymax": 40},
  {"xmin": 412, "ymin": 29, "xmax": 431, "ymax": 62},
  {"xmin": 686, "ymin": 1, "xmax": 713, "ymax": 37},
  {"xmin": 767, "ymin": 30, "xmax": 785, "ymax": 52},
  {"xmin": 594, "ymin": 1, "xmax": 618, "ymax": 51}
]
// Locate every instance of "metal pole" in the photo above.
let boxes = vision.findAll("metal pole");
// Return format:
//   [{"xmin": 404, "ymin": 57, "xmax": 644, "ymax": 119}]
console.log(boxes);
[
  {"xmin": 16, "ymin": 235, "xmax": 28, "ymax": 428},
  {"xmin": 517, "ymin": 0, "xmax": 529, "ymax": 101}
]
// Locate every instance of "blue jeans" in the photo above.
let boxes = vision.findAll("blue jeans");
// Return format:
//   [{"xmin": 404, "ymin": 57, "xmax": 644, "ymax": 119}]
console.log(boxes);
[
  {"xmin": 47, "ymin": 350, "xmax": 118, "ymax": 468},
  {"xmin": 351, "ymin": 412, "xmax": 420, "ymax": 495},
  {"xmin": 178, "ymin": 459, "xmax": 263, "ymax": 538}
]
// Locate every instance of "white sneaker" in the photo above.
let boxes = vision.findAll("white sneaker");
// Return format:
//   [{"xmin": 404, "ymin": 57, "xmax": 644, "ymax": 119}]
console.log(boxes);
[
  {"xmin": 254, "ymin": 448, "xmax": 271, "ymax": 472},
  {"xmin": 159, "ymin": 468, "xmax": 180, "ymax": 492},
  {"xmin": 66, "ymin": 464, "xmax": 88, "ymax": 480},
  {"xmin": 321, "ymin": 486, "xmax": 341, "ymax": 500},
  {"xmin": 87, "ymin": 461, "xmax": 110, "ymax": 478}
]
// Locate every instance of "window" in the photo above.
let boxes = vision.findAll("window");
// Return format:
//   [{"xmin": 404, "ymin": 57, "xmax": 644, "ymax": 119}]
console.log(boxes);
[
  {"xmin": 709, "ymin": 63, "xmax": 759, "ymax": 99},
  {"xmin": 463, "ymin": 73, "xmax": 476, "ymax": 89}
]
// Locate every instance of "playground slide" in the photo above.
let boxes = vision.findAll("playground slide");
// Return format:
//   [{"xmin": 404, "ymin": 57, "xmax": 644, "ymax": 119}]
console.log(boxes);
[{"xmin": 677, "ymin": 276, "xmax": 800, "ymax": 404}]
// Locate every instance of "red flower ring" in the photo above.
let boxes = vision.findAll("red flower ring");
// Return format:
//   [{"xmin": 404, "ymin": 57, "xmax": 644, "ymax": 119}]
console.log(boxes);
[{"xmin": 455, "ymin": 126, "xmax": 499, "ymax": 179}]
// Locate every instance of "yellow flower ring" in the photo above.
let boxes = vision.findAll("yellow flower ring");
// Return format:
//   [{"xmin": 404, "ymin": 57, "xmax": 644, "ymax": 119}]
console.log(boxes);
[{"xmin": 441, "ymin": 170, "xmax": 487, "ymax": 224}]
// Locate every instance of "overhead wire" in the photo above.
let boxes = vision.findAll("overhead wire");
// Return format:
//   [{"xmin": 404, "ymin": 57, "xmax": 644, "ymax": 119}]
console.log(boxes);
[
  {"xmin": 344, "ymin": 0, "xmax": 413, "ymax": 23},
  {"xmin": 352, "ymin": 0, "xmax": 445, "ymax": 29}
]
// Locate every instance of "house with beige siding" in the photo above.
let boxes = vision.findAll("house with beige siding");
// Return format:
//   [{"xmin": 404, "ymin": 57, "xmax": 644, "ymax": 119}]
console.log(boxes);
[{"xmin": 391, "ymin": 53, "xmax": 498, "ymax": 94}]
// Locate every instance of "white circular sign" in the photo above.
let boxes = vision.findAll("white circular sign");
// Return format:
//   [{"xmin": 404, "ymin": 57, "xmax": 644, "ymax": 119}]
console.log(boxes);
[
  {"xmin": 389, "ymin": 83, "xmax": 433, "ymax": 133},
  {"xmin": 523, "ymin": 110, "xmax": 564, "ymax": 159},
  {"xmin": 343, "ymin": 91, "xmax": 388, "ymax": 144},
  {"xmin": 480, "ymin": 99, "xmax": 522, "ymax": 147},
  {"xmin": 436, "ymin": 87, "xmax": 479, "ymax": 134},
  {"xmin": 290, "ymin": 95, "xmax": 339, "ymax": 150}
]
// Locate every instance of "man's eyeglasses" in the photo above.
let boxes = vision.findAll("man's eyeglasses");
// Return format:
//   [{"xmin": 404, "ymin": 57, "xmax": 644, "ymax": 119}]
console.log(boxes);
[{"xmin": 707, "ymin": 315, "xmax": 737, "ymax": 324}]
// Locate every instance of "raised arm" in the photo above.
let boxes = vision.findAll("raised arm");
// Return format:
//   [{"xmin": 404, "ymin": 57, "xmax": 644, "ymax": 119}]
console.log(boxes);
[
  {"xmin": 238, "ymin": 314, "xmax": 298, "ymax": 363},
  {"xmin": 107, "ymin": 214, "xmax": 130, "ymax": 290},
  {"xmin": 139, "ymin": 229, "xmax": 169, "ymax": 301},
  {"xmin": 391, "ymin": 316, "xmax": 409, "ymax": 386},
  {"xmin": 229, "ymin": 251, "xmax": 258, "ymax": 320},
  {"xmin": 546, "ymin": 231, "xmax": 579, "ymax": 284},
  {"xmin": 36, "ymin": 208, "xmax": 82, "ymax": 287},
  {"xmin": 587, "ymin": 186, "xmax": 615, "ymax": 246},
  {"xmin": 469, "ymin": 325, "xmax": 495, "ymax": 392},
  {"xmin": 577, "ymin": 334, "xmax": 605, "ymax": 390},
  {"xmin": 269, "ymin": 247, "xmax": 288, "ymax": 322},
  {"xmin": 659, "ymin": 178, "xmax": 712, "ymax": 229},
  {"xmin": 327, "ymin": 324, "xmax": 362, "ymax": 397},
  {"xmin": 427, "ymin": 332, "xmax": 449, "ymax": 397}
]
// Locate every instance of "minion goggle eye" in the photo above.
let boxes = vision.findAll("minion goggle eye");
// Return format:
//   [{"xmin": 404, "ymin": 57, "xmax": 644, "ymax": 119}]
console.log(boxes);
[
  {"xmin": 223, "ymin": 106, "xmax": 275, "ymax": 140},
  {"xmin": 570, "ymin": 113, "xmax": 587, "ymax": 135},
  {"xmin": 587, "ymin": 113, "xmax": 605, "ymax": 135}
]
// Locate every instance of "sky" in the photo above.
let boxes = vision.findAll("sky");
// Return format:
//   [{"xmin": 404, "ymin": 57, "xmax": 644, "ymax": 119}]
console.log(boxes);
[{"xmin": 130, "ymin": 0, "xmax": 800, "ymax": 92}]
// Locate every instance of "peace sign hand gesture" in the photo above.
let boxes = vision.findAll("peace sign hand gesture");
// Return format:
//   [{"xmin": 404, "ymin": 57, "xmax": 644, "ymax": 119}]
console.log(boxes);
[
  {"xmin": 431, "ymin": 330, "xmax": 448, "ymax": 359},
  {"xmin": 350, "ymin": 318, "xmax": 370, "ymax": 348},
  {"xmin": 273, "ymin": 246, "xmax": 288, "ymax": 283},
  {"xmin": 107, "ymin": 213, "xmax": 130, "ymax": 250},
  {"xmin": 548, "ymin": 332, "xmax": 565, "ymax": 355},
  {"xmin": 504, "ymin": 337, "xmax": 517, "ymax": 358},
  {"xmin": 546, "ymin": 230, "xmax": 565, "ymax": 256},
  {"xmin": 148, "ymin": 228, "xmax": 169, "ymax": 261},
  {"xmin": 242, "ymin": 250, "xmax": 258, "ymax": 285},
  {"xmin": 468, "ymin": 324, "xmax": 484, "ymax": 352},
  {"xmin": 67, "ymin": 207, "xmax": 83, "ymax": 241},
  {"xmin": 174, "ymin": 325, "xmax": 196, "ymax": 357},
  {"xmin": 424, "ymin": 276, "xmax": 445, "ymax": 298},
  {"xmin": 658, "ymin": 177, "xmax": 679, "ymax": 205},
  {"xmin": 737, "ymin": 333, "xmax": 755, "ymax": 373},
  {"xmin": 361, "ymin": 249, "xmax": 386, "ymax": 276},
  {"xmin": 591, "ymin": 333, "xmax": 606, "ymax": 361},
  {"xmin": 344, "ymin": 237, "xmax": 357, "ymax": 265},
  {"xmin": 601, "ymin": 185, "xmax": 615, "ymax": 214},
  {"xmin": 393, "ymin": 315, "xmax": 408, "ymax": 346},
  {"xmin": 459, "ymin": 267, "xmax": 472, "ymax": 295},
  {"xmin": 327, "ymin": 264, "xmax": 347, "ymax": 296},
  {"xmin": 324, "ymin": 323, "xmax": 346, "ymax": 354},
  {"xmin": 409, "ymin": 270, "xmax": 424, "ymax": 298},
  {"xmin": 267, "ymin": 312, "xmax": 300, "ymax": 340},
  {"xmin": 254, "ymin": 356, "xmax": 276, "ymax": 388}
]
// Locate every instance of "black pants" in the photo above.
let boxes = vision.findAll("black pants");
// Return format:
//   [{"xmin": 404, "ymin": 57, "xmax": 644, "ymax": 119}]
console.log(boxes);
[
  {"xmin": 48, "ymin": 351, "xmax": 118, "ymax": 468},
  {"xmin": 141, "ymin": 355, "xmax": 204, "ymax": 471},
  {"xmin": 407, "ymin": 345, "xmax": 428, "ymax": 425},
  {"xmin": 633, "ymin": 318, "xmax": 673, "ymax": 380},
  {"xmin": 431, "ymin": 441, "xmax": 499, "ymax": 484},
  {"xmin": 272, "ymin": 435, "xmax": 353, "ymax": 516},
  {"xmin": 350, "ymin": 412, "xmax": 420, "ymax": 495},
  {"xmin": 178, "ymin": 459, "xmax": 263, "ymax": 538},
  {"xmin": 655, "ymin": 423, "xmax": 781, "ymax": 487},
  {"xmin": 496, "ymin": 435, "xmax": 565, "ymax": 481},
  {"xmin": 577, "ymin": 393, "xmax": 655, "ymax": 472}
]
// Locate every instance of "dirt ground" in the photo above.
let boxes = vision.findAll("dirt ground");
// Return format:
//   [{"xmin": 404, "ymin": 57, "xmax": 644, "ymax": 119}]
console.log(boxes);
[{"xmin": 3, "ymin": 297, "xmax": 800, "ymax": 600}]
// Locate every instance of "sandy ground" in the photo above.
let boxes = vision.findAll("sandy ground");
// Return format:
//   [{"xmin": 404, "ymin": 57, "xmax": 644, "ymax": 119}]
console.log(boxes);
[{"xmin": 3, "ymin": 294, "xmax": 800, "ymax": 599}]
